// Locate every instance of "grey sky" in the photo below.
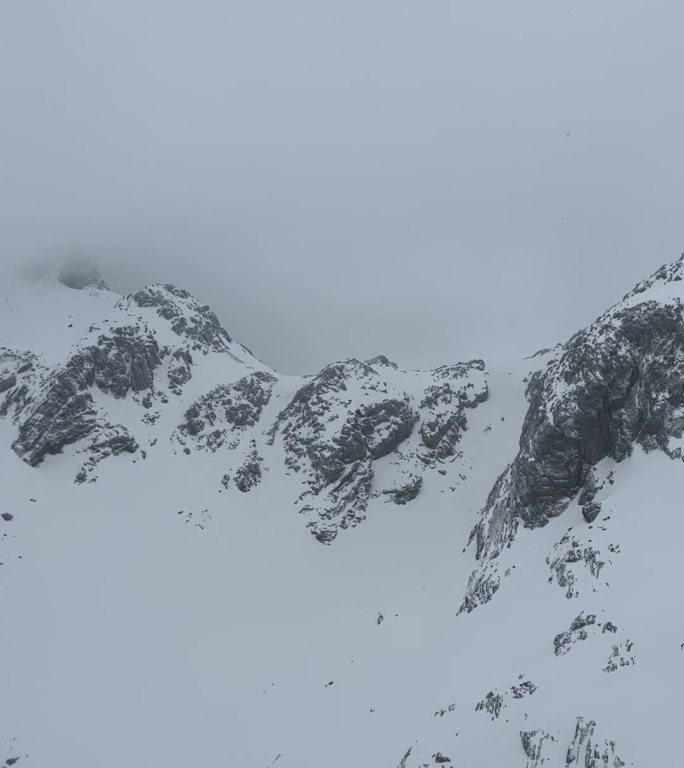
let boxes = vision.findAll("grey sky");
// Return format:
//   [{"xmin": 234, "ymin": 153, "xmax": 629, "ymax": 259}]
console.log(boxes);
[{"xmin": 2, "ymin": 0, "xmax": 683, "ymax": 373}]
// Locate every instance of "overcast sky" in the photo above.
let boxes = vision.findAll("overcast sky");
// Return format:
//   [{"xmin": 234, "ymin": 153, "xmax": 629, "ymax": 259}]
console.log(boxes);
[{"xmin": 2, "ymin": 1, "xmax": 683, "ymax": 373}]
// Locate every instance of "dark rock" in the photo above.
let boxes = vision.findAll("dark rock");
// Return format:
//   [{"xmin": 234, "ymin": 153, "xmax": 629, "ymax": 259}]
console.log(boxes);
[
  {"xmin": 553, "ymin": 613, "xmax": 596, "ymax": 656},
  {"xmin": 270, "ymin": 356, "xmax": 488, "ymax": 542},
  {"xmin": 178, "ymin": 372, "xmax": 277, "ymax": 452},
  {"xmin": 58, "ymin": 256, "xmax": 108, "ymax": 290},
  {"xmin": 0, "ymin": 375, "xmax": 16, "ymax": 393},
  {"xmin": 387, "ymin": 476, "xmax": 423, "ymax": 505},
  {"xmin": 463, "ymin": 276, "xmax": 684, "ymax": 610},
  {"xmin": 475, "ymin": 690, "xmax": 504, "ymax": 720},
  {"xmin": 123, "ymin": 284, "xmax": 232, "ymax": 352},
  {"xmin": 546, "ymin": 533, "xmax": 605, "ymax": 599},
  {"xmin": 582, "ymin": 501, "xmax": 601, "ymax": 523},
  {"xmin": 1, "ymin": 513, "xmax": 13, "ymax": 521},
  {"xmin": 168, "ymin": 349, "xmax": 194, "ymax": 394},
  {"xmin": 12, "ymin": 326, "xmax": 158, "ymax": 466},
  {"xmin": 233, "ymin": 445, "xmax": 263, "ymax": 492}
]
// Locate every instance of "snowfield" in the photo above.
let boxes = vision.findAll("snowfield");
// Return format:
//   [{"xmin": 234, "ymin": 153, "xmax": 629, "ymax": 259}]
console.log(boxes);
[{"xmin": 2, "ymin": 258, "xmax": 684, "ymax": 767}]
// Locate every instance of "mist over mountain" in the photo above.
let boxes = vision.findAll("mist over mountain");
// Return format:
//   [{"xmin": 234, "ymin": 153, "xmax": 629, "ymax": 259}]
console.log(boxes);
[
  {"xmin": 3, "ymin": 1, "xmax": 684, "ymax": 765},
  {"xmin": 4, "ymin": 1, "xmax": 684, "ymax": 372},
  {"xmin": 2, "ymin": 253, "xmax": 684, "ymax": 766}
]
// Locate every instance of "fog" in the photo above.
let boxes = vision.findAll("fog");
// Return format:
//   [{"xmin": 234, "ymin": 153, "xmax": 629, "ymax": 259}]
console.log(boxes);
[{"xmin": 2, "ymin": 0, "xmax": 683, "ymax": 373}]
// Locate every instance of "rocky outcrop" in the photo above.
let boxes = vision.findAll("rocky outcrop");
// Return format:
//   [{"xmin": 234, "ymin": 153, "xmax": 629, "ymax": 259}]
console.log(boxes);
[
  {"xmin": 520, "ymin": 730, "xmax": 555, "ymax": 767},
  {"xmin": 12, "ymin": 325, "xmax": 159, "ymax": 466},
  {"xmin": 385, "ymin": 475, "xmax": 422, "ymax": 505},
  {"xmin": 232, "ymin": 443, "xmax": 264, "ymax": 493},
  {"xmin": 565, "ymin": 717, "xmax": 626, "ymax": 767},
  {"xmin": 0, "ymin": 349, "xmax": 40, "ymax": 417},
  {"xmin": 178, "ymin": 372, "xmax": 277, "ymax": 452},
  {"xmin": 121, "ymin": 283, "xmax": 233, "ymax": 353},
  {"xmin": 547, "ymin": 532, "xmax": 605, "ymax": 599},
  {"xmin": 475, "ymin": 679, "xmax": 537, "ymax": 720},
  {"xmin": 463, "ymin": 258, "xmax": 684, "ymax": 611},
  {"xmin": 269, "ymin": 357, "xmax": 488, "ymax": 542},
  {"xmin": 3, "ymin": 276, "xmax": 490, "ymax": 541},
  {"xmin": 553, "ymin": 613, "xmax": 596, "ymax": 656},
  {"xmin": 419, "ymin": 362, "xmax": 489, "ymax": 462},
  {"xmin": 58, "ymin": 256, "xmax": 108, "ymax": 290},
  {"xmin": 604, "ymin": 640, "xmax": 635, "ymax": 673},
  {"xmin": 521, "ymin": 717, "xmax": 627, "ymax": 768}
]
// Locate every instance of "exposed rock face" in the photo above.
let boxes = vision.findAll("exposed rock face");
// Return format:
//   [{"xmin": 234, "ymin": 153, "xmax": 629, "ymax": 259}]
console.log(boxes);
[
  {"xmin": 267, "ymin": 357, "xmax": 488, "ymax": 542},
  {"xmin": 2, "ymin": 274, "xmax": 490, "ymax": 539},
  {"xmin": 58, "ymin": 257, "xmax": 108, "ymax": 290},
  {"xmin": 0, "ymin": 349, "xmax": 39, "ymax": 406},
  {"xmin": 546, "ymin": 531, "xmax": 606, "ymax": 600},
  {"xmin": 520, "ymin": 730, "xmax": 555, "ymax": 766},
  {"xmin": 419, "ymin": 363, "xmax": 490, "ymax": 462},
  {"xmin": 475, "ymin": 679, "xmax": 537, "ymax": 721},
  {"xmin": 386, "ymin": 475, "xmax": 422, "ymax": 505},
  {"xmin": 520, "ymin": 717, "xmax": 626, "ymax": 768},
  {"xmin": 178, "ymin": 372, "xmax": 277, "ymax": 452},
  {"xmin": 565, "ymin": 717, "xmax": 626, "ymax": 767},
  {"xmin": 11, "ymin": 325, "xmax": 160, "ymax": 467},
  {"xmin": 553, "ymin": 613, "xmax": 596, "ymax": 656},
  {"xmin": 463, "ymin": 258, "xmax": 684, "ymax": 610},
  {"xmin": 121, "ymin": 284, "xmax": 233, "ymax": 352},
  {"xmin": 233, "ymin": 443, "xmax": 264, "ymax": 493},
  {"xmin": 604, "ymin": 640, "xmax": 635, "ymax": 673}
]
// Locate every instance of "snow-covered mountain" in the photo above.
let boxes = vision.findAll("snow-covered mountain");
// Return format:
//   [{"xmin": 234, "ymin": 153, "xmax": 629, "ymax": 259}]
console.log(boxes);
[{"xmin": 2, "ymin": 255, "xmax": 684, "ymax": 767}]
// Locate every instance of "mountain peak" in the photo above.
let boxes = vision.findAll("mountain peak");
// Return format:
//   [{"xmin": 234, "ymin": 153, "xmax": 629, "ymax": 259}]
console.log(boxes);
[
  {"xmin": 57, "ymin": 255, "xmax": 109, "ymax": 291},
  {"xmin": 117, "ymin": 282, "xmax": 233, "ymax": 352},
  {"xmin": 622, "ymin": 252, "xmax": 684, "ymax": 302}
]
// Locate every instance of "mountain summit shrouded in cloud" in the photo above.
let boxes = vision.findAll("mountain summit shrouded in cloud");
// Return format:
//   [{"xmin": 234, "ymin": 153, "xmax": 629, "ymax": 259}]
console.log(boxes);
[
  {"xmin": 2, "ymin": 254, "xmax": 684, "ymax": 765},
  {"xmin": 3, "ymin": 0, "xmax": 684, "ymax": 372}
]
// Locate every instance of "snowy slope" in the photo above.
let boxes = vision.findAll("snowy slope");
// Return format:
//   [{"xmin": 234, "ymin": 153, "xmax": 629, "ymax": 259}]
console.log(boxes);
[{"xmin": 2, "ymin": 256, "xmax": 684, "ymax": 767}]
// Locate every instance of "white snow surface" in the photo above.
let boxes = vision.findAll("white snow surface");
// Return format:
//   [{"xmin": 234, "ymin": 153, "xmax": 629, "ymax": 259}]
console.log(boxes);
[{"xmin": 1, "ymin": 267, "xmax": 683, "ymax": 767}]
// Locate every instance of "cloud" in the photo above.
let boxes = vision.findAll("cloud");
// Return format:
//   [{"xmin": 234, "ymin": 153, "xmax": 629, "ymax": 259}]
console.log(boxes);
[{"xmin": 2, "ymin": 0, "xmax": 682, "ymax": 372}]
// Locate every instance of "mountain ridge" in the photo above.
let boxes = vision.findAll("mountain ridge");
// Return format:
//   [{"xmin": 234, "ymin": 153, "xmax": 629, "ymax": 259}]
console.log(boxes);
[{"xmin": 2, "ymin": 254, "xmax": 684, "ymax": 767}]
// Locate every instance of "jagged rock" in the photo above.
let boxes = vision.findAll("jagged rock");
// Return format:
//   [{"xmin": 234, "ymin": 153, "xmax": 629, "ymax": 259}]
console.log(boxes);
[
  {"xmin": 122, "ymin": 283, "xmax": 233, "ymax": 352},
  {"xmin": 233, "ymin": 444, "xmax": 264, "ymax": 492},
  {"xmin": 553, "ymin": 613, "xmax": 596, "ymax": 656},
  {"xmin": 547, "ymin": 533, "xmax": 605, "ymax": 599},
  {"xmin": 270, "ymin": 356, "xmax": 487, "ymax": 541},
  {"xmin": 476, "ymin": 679, "xmax": 537, "ymax": 721},
  {"xmin": 511, "ymin": 680, "xmax": 538, "ymax": 699},
  {"xmin": 58, "ymin": 256, "xmax": 108, "ymax": 290},
  {"xmin": 419, "ymin": 362, "xmax": 489, "ymax": 461},
  {"xmin": 520, "ymin": 730, "xmax": 554, "ymax": 766},
  {"xmin": 566, "ymin": 717, "xmax": 626, "ymax": 767},
  {"xmin": 307, "ymin": 460, "xmax": 374, "ymax": 543},
  {"xmin": 604, "ymin": 640, "xmax": 635, "ymax": 673},
  {"xmin": 12, "ymin": 325, "xmax": 159, "ymax": 466},
  {"xmin": 475, "ymin": 690, "xmax": 504, "ymax": 720},
  {"xmin": 582, "ymin": 501, "xmax": 602, "ymax": 523},
  {"xmin": 463, "ymin": 260, "xmax": 684, "ymax": 610},
  {"xmin": 0, "ymin": 350, "xmax": 41, "ymax": 419},
  {"xmin": 168, "ymin": 349, "xmax": 194, "ymax": 394},
  {"xmin": 386, "ymin": 476, "xmax": 423, "ymax": 505},
  {"xmin": 521, "ymin": 717, "xmax": 626, "ymax": 767},
  {"xmin": 178, "ymin": 372, "xmax": 277, "ymax": 452}
]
